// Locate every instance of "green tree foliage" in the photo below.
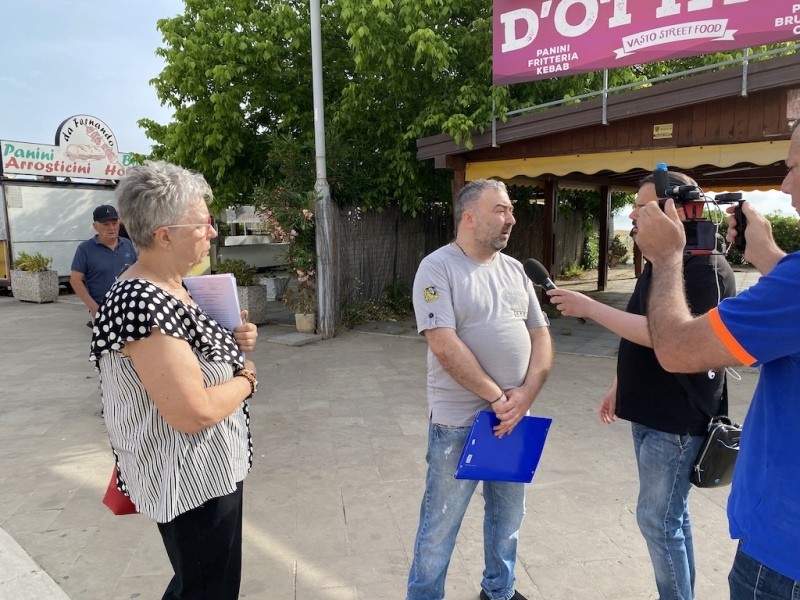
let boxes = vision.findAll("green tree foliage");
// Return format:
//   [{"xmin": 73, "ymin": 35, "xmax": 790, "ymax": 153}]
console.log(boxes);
[
  {"xmin": 140, "ymin": 0, "xmax": 353, "ymax": 212},
  {"xmin": 140, "ymin": 1, "xmax": 793, "ymax": 217}
]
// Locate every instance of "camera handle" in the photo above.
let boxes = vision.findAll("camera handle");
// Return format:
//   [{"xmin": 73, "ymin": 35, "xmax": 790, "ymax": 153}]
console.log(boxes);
[{"xmin": 733, "ymin": 202, "xmax": 747, "ymax": 252}]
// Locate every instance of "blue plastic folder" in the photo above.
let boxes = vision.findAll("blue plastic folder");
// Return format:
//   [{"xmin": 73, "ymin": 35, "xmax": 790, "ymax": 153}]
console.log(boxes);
[{"xmin": 455, "ymin": 411, "xmax": 552, "ymax": 483}]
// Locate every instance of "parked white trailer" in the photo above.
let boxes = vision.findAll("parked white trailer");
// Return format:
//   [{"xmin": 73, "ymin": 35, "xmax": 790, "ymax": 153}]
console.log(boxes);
[{"xmin": 0, "ymin": 179, "xmax": 117, "ymax": 287}]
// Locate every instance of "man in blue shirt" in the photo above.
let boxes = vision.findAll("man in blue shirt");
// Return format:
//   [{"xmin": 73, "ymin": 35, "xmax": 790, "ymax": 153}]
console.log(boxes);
[
  {"xmin": 634, "ymin": 118, "xmax": 800, "ymax": 599},
  {"xmin": 70, "ymin": 205, "xmax": 136, "ymax": 325}
]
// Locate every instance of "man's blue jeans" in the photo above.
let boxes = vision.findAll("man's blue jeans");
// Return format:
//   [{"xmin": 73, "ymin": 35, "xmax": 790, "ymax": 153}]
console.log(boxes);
[
  {"xmin": 406, "ymin": 422, "xmax": 526, "ymax": 600},
  {"xmin": 729, "ymin": 546, "xmax": 800, "ymax": 599},
  {"xmin": 632, "ymin": 423, "xmax": 705, "ymax": 600}
]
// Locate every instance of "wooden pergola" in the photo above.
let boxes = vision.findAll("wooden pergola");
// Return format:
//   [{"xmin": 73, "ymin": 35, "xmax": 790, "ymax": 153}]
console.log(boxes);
[{"xmin": 417, "ymin": 52, "xmax": 800, "ymax": 289}]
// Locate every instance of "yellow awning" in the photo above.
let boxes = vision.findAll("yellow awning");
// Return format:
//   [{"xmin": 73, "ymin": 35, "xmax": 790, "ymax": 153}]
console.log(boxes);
[{"xmin": 466, "ymin": 141, "xmax": 789, "ymax": 190}]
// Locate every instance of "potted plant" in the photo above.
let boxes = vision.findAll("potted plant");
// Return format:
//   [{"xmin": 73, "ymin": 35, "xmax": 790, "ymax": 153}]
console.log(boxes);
[
  {"xmin": 215, "ymin": 258, "xmax": 268, "ymax": 325},
  {"xmin": 252, "ymin": 184, "xmax": 318, "ymax": 332},
  {"xmin": 282, "ymin": 280, "xmax": 317, "ymax": 333},
  {"xmin": 608, "ymin": 234, "xmax": 628, "ymax": 266},
  {"xmin": 11, "ymin": 251, "xmax": 59, "ymax": 303}
]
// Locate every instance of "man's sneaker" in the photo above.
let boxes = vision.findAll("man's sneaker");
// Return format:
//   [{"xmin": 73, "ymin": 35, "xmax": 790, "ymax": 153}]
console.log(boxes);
[{"xmin": 480, "ymin": 591, "xmax": 528, "ymax": 600}]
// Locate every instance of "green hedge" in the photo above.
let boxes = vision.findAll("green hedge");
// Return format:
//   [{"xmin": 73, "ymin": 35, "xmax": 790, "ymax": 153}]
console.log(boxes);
[{"xmin": 715, "ymin": 212, "xmax": 800, "ymax": 265}]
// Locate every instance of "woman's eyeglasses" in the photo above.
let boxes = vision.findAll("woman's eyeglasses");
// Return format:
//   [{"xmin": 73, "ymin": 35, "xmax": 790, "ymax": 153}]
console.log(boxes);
[{"xmin": 160, "ymin": 214, "xmax": 214, "ymax": 231}]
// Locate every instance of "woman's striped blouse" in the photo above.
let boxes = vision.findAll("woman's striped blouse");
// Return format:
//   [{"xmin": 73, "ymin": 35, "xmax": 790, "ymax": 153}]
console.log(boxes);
[{"xmin": 90, "ymin": 278, "xmax": 253, "ymax": 523}]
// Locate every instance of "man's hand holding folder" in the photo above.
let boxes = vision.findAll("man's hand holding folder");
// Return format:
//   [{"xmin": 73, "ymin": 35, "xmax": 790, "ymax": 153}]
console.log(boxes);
[{"xmin": 490, "ymin": 387, "xmax": 535, "ymax": 439}]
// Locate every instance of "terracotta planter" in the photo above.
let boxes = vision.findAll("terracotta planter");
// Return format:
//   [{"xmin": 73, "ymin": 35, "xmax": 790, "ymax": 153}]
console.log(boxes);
[
  {"xmin": 11, "ymin": 269, "xmax": 59, "ymax": 303},
  {"xmin": 295, "ymin": 312, "xmax": 316, "ymax": 334}
]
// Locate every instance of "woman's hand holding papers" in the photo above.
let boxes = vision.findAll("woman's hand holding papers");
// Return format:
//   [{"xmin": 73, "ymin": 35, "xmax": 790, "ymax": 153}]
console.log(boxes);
[{"xmin": 233, "ymin": 310, "xmax": 258, "ymax": 353}]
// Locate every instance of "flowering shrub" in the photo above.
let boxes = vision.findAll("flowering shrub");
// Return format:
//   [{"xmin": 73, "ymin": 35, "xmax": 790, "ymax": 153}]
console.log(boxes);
[{"xmin": 251, "ymin": 185, "xmax": 317, "ymax": 286}]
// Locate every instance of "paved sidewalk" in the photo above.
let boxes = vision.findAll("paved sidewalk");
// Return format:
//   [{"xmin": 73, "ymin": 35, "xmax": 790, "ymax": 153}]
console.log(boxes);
[{"xmin": 0, "ymin": 268, "xmax": 760, "ymax": 599}]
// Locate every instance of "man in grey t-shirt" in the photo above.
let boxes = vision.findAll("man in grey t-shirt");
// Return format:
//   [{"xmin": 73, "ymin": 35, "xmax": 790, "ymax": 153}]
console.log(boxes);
[{"xmin": 406, "ymin": 179, "xmax": 552, "ymax": 600}]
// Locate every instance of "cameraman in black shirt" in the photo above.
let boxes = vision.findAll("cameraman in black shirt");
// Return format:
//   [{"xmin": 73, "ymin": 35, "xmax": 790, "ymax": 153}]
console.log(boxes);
[{"xmin": 547, "ymin": 170, "xmax": 736, "ymax": 600}]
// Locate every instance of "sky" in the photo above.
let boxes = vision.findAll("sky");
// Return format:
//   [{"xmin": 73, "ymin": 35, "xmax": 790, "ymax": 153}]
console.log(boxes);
[
  {"xmin": 1, "ymin": 0, "xmax": 793, "ymax": 224},
  {"xmin": 613, "ymin": 189, "xmax": 794, "ymax": 230},
  {"xmin": 0, "ymin": 0, "xmax": 184, "ymax": 155}
]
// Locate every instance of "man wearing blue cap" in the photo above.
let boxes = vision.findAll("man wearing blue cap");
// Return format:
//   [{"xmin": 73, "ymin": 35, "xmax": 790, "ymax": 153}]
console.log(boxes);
[{"xmin": 70, "ymin": 204, "xmax": 136, "ymax": 326}]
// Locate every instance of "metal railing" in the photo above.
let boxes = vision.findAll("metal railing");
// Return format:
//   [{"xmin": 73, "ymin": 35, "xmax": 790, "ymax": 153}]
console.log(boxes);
[{"xmin": 491, "ymin": 43, "xmax": 799, "ymax": 146}]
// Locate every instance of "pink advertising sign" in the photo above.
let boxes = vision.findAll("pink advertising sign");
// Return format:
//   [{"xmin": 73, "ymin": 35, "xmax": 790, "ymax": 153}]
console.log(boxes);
[{"xmin": 494, "ymin": 0, "xmax": 800, "ymax": 85}]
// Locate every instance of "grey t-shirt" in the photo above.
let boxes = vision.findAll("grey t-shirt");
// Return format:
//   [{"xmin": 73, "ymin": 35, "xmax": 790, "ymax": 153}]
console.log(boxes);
[{"xmin": 413, "ymin": 245, "xmax": 549, "ymax": 426}]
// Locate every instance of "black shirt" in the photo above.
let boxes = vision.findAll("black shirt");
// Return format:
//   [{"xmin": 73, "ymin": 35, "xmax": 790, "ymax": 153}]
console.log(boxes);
[{"xmin": 616, "ymin": 255, "xmax": 737, "ymax": 436}]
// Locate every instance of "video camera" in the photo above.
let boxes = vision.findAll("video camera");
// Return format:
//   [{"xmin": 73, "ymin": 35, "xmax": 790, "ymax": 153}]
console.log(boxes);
[{"xmin": 653, "ymin": 163, "xmax": 746, "ymax": 254}]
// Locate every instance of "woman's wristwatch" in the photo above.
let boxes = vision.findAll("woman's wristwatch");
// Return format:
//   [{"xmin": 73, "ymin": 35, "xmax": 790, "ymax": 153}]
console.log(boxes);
[{"xmin": 234, "ymin": 368, "xmax": 258, "ymax": 396}]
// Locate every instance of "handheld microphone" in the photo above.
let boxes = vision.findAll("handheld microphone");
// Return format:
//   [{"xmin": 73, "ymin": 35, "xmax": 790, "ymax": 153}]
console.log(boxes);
[{"xmin": 523, "ymin": 259, "xmax": 587, "ymax": 324}]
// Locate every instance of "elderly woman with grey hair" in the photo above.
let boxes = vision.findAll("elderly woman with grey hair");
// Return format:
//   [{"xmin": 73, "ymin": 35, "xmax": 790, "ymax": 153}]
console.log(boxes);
[{"xmin": 90, "ymin": 161, "xmax": 258, "ymax": 600}]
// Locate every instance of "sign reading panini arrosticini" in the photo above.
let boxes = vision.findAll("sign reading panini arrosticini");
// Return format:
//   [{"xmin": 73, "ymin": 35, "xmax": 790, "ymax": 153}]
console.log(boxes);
[
  {"xmin": 493, "ymin": 0, "xmax": 800, "ymax": 86},
  {"xmin": 0, "ymin": 115, "xmax": 136, "ymax": 180}
]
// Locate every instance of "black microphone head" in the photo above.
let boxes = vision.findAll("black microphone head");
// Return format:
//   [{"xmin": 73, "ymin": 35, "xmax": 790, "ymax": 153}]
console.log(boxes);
[{"xmin": 524, "ymin": 259, "xmax": 551, "ymax": 286}]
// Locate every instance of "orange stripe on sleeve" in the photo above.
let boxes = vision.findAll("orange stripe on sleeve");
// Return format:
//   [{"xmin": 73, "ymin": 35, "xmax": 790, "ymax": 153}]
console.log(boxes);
[{"xmin": 707, "ymin": 307, "xmax": 757, "ymax": 366}]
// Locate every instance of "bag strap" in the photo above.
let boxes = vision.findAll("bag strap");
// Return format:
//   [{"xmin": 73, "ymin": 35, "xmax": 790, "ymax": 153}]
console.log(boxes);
[{"xmin": 674, "ymin": 373, "xmax": 727, "ymax": 421}]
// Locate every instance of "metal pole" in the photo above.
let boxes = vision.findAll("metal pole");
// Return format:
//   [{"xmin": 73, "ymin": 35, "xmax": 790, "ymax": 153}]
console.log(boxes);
[{"xmin": 311, "ymin": 0, "xmax": 336, "ymax": 338}]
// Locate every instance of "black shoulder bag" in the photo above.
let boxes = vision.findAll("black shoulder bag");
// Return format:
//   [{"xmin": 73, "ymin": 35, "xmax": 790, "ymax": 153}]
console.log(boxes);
[{"xmin": 676, "ymin": 375, "xmax": 742, "ymax": 488}]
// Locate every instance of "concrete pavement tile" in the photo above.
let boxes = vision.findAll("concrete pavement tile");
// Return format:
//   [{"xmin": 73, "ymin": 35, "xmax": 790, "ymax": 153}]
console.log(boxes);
[
  {"xmin": 123, "ymin": 526, "xmax": 170, "ymax": 578},
  {"xmin": 245, "ymin": 505, "xmax": 300, "ymax": 538},
  {"xmin": 523, "ymin": 562, "xmax": 606, "ymax": 600},
  {"xmin": 23, "ymin": 526, "xmax": 97, "ymax": 558},
  {"xmin": 439, "ymin": 573, "xmax": 481, "ymax": 599},
  {"xmin": 371, "ymin": 436, "xmax": 421, "ymax": 481},
  {"xmin": 254, "ymin": 522, "xmax": 350, "ymax": 560},
  {"xmin": 579, "ymin": 555, "xmax": 658, "ymax": 598},
  {"xmin": 328, "ymin": 399, "xmax": 365, "ymax": 417},
  {"xmin": 347, "ymin": 579, "xmax": 408, "ymax": 599},
  {"xmin": 335, "ymin": 438, "xmax": 377, "ymax": 468},
  {"xmin": 59, "ymin": 545, "xmax": 135, "ymax": 599},
  {"xmin": 528, "ymin": 487, "xmax": 608, "ymax": 535},
  {"xmin": 239, "ymin": 544, "xmax": 297, "ymax": 597},
  {"xmin": 341, "ymin": 504, "xmax": 403, "ymax": 555},
  {"xmin": 110, "ymin": 575, "xmax": 171, "ymax": 600},
  {"xmin": 694, "ymin": 572, "xmax": 733, "ymax": 600},
  {"xmin": 0, "ymin": 528, "xmax": 70, "ymax": 599},
  {"xmin": 296, "ymin": 585, "xmax": 357, "ymax": 600},
  {"xmin": 298, "ymin": 398, "xmax": 330, "ymax": 412},
  {"xmin": 335, "ymin": 465, "xmax": 385, "ymax": 486},
  {"xmin": 3, "ymin": 509, "xmax": 61, "ymax": 535},
  {"xmin": 0, "ymin": 572, "xmax": 70, "ymax": 600},
  {"xmin": 296, "ymin": 550, "xmax": 408, "ymax": 590},
  {"xmin": 0, "ymin": 492, "xmax": 34, "ymax": 524},
  {"xmin": 30, "ymin": 548, "xmax": 80, "ymax": 585},
  {"xmin": 554, "ymin": 529, "xmax": 626, "ymax": 563},
  {"xmin": 397, "ymin": 415, "xmax": 429, "ymax": 437},
  {"xmin": 359, "ymin": 408, "xmax": 406, "ymax": 427}
]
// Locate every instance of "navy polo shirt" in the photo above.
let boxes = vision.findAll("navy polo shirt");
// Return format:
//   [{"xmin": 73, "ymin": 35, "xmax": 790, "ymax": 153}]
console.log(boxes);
[{"xmin": 71, "ymin": 235, "xmax": 137, "ymax": 304}]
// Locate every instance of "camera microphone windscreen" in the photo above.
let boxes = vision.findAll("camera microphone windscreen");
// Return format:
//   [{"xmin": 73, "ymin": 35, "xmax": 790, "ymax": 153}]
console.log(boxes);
[
  {"xmin": 654, "ymin": 162, "xmax": 670, "ymax": 199},
  {"xmin": 523, "ymin": 259, "xmax": 587, "ymax": 324}
]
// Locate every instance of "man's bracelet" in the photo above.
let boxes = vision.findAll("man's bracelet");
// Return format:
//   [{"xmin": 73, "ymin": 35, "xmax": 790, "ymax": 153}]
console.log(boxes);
[
  {"xmin": 489, "ymin": 392, "xmax": 504, "ymax": 404},
  {"xmin": 235, "ymin": 368, "xmax": 258, "ymax": 396}
]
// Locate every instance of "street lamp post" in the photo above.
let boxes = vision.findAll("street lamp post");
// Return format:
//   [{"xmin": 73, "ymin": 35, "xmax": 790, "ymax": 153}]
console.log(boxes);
[{"xmin": 310, "ymin": 0, "xmax": 336, "ymax": 338}]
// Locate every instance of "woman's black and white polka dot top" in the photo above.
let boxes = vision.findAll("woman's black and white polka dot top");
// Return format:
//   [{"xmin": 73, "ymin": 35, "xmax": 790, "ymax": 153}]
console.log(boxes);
[{"xmin": 90, "ymin": 278, "xmax": 252, "ymax": 522}]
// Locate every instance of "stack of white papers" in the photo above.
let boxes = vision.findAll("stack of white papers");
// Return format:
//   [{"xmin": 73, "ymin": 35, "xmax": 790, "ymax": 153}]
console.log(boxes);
[{"xmin": 183, "ymin": 273, "xmax": 243, "ymax": 331}]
